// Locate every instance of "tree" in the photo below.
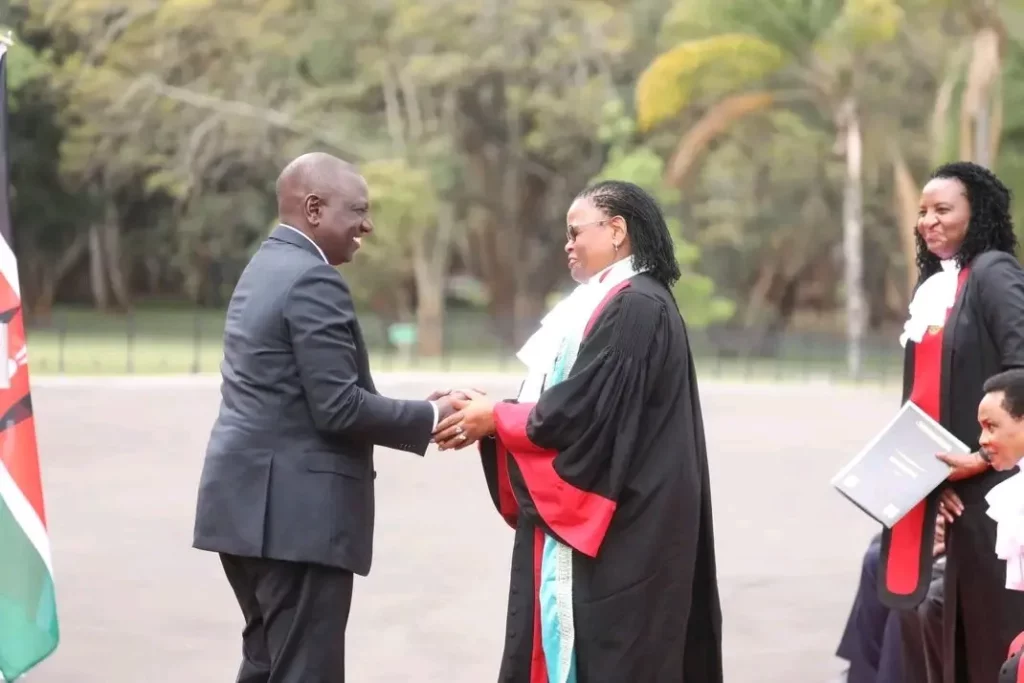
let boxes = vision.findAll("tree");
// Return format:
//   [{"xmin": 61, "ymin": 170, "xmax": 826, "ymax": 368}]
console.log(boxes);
[
  {"xmin": 591, "ymin": 100, "xmax": 734, "ymax": 328},
  {"xmin": 635, "ymin": 0, "xmax": 906, "ymax": 377}
]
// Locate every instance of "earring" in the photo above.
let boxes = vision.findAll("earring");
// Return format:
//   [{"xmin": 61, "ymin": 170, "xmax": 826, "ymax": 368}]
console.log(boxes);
[{"xmin": 613, "ymin": 242, "xmax": 619, "ymax": 251}]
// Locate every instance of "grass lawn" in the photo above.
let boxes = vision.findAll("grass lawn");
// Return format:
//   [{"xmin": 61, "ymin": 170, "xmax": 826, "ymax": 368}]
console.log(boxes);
[
  {"xmin": 23, "ymin": 307, "xmax": 526, "ymax": 376},
  {"xmin": 21, "ymin": 306, "xmax": 904, "ymax": 385}
]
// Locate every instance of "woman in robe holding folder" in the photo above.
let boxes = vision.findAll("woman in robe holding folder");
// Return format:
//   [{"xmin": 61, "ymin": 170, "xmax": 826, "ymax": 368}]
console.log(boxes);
[
  {"xmin": 879, "ymin": 161, "xmax": 1024, "ymax": 683},
  {"xmin": 432, "ymin": 181, "xmax": 723, "ymax": 683}
]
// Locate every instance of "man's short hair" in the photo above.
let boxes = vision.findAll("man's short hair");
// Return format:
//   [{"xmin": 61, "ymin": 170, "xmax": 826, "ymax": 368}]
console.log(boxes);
[{"xmin": 982, "ymin": 368, "xmax": 1024, "ymax": 419}]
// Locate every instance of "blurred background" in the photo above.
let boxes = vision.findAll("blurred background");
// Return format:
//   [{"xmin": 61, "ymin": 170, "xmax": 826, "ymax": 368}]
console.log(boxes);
[{"xmin": 2, "ymin": 0, "xmax": 1021, "ymax": 382}]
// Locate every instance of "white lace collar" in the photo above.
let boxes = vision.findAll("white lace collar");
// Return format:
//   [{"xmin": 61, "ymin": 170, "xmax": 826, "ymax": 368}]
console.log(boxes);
[
  {"xmin": 986, "ymin": 472, "xmax": 1024, "ymax": 591},
  {"xmin": 515, "ymin": 257, "xmax": 641, "ymax": 400},
  {"xmin": 899, "ymin": 259, "xmax": 960, "ymax": 347}
]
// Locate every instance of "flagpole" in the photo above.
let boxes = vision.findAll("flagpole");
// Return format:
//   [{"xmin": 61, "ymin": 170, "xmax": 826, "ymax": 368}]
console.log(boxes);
[
  {"xmin": 0, "ymin": 29, "xmax": 23, "ymax": 679},
  {"xmin": 0, "ymin": 34, "xmax": 6, "ymax": 676},
  {"xmin": 0, "ymin": 31, "xmax": 12, "ymax": 249}
]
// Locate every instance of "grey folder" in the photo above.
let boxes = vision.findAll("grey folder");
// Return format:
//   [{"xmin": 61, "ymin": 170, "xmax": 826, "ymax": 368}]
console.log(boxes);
[{"xmin": 831, "ymin": 401, "xmax": 970, "ymax": 527}]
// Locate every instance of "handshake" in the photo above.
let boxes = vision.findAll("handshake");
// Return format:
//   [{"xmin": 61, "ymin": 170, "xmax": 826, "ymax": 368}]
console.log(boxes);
[{"xmin": 426, "ymin": 388, "xmax": 496, "ymax": 451}]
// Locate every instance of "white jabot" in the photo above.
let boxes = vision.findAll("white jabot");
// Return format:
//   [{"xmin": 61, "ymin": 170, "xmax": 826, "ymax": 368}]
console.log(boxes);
[
  {"xmin": 516, "ymin": 257, "xmax": 641, "ymax": 402},
  {"xmin": 985, "ymin": 470, "xmax": 1024, "ymax": 590},
  {"xmin": 900, "ymin": 259, "xmax": 961, "ymax": 347},
  {"xmin": 281, "ymin": 223, "xmax": 327, "ymax": 263}
]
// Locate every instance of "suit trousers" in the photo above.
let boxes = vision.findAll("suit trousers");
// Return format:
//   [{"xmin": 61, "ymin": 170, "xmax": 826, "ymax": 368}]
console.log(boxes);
[
  {"xmin": 220, "ymin": 553, "xmax": 354, "ymax": 683},
  {"xmin": 838, "ymin": 534, "xmax": 904, "ymax": 683},
  {"xmin": 899, "ymin": 557, "xmax": 945, "ymax": 683}
]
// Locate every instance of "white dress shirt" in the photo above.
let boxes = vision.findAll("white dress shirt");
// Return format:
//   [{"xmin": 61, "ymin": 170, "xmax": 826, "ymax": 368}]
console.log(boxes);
[{"xmin": 280, "ymin": 223, "xmax": 328, "ymax": 263}]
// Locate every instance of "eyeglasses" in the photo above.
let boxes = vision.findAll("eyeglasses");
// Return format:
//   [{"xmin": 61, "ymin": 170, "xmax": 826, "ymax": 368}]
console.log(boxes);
[{"xmin": 566, "ymin": 217, "xmax": 618, "ymax": 243}]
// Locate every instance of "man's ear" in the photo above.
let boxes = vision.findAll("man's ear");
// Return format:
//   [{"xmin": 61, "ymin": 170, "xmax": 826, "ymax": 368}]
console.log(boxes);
[{"xmin": 304, "ymin": 194, "xmax": 321, "ymax": 226}]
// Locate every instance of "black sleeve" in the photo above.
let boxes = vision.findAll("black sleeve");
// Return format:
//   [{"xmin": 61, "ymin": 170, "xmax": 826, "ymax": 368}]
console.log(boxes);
[
  {"xmin": 528, "ymin": 289, "xmax": 666, "ymax": 463},
  {"xmin": 492, "ymin": 289, "xmax": 670, "ymax": 556},
  {"xmin": 284, "ymin": 264, "xmax": 434, "ymax": 454},
  {"xmin": 977, "ymin": 252, "xmax": 1024, "ymax": 369},
  {"xmin": 478, "ymin": 436, "xmax": 519, "ymax": 528}
]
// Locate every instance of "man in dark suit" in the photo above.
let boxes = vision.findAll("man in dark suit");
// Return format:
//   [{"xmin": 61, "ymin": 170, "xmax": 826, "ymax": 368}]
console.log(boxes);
[{"xmin": 192, "ymin": 152, "xmax": 457, "ymax": 683}]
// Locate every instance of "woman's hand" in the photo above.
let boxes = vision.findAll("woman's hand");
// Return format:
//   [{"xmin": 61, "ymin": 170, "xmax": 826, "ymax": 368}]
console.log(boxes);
[
  {"xmin": 933, "ymin": 514, "xmax": 946, "ymax": 556},
  {"xmin": 937, "ymin": 486, "xmax": 964, "ymax": 525},
  {"xmin": 433, "ymin": 390, "xmax": 496, "ymax": 450},
  {"xmin": 936, "ymin": 451, "xmax": 988, "ymax": 481}
]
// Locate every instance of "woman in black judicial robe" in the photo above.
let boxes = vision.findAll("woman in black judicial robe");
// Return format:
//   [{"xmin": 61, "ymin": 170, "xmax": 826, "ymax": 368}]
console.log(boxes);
[
  {"xmin": 877, "ymin": 162, "xmax": 1024, "ymax": 683},
  {"xmin": 433, "ymin": 181, "xmax": 723, "ymax": 683}
]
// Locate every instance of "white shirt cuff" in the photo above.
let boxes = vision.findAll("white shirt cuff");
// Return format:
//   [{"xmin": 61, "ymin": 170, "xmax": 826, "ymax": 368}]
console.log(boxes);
[{"xmin": 430, "ymin": 401, "xmax": 438, "ymax": 430}]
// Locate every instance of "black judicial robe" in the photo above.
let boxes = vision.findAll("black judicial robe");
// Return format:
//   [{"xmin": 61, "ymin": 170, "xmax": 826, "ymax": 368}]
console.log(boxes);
[
  {"xmin": 878, "ymin": 250, "xmax": 1024, "ymax": 683},
  {"xmin": 477, "ymin": 274, "xmax": 723, "ymax": 683}
]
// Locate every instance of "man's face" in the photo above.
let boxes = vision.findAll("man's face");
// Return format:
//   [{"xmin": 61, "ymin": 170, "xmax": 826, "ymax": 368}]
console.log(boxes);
[
  {"xmin": 978, "ymin": 391, "xmax": 1024, "ymax": 471},
  {"xmin": 308, "ymin": 173, "xmax": 373, "ymax": 265}
]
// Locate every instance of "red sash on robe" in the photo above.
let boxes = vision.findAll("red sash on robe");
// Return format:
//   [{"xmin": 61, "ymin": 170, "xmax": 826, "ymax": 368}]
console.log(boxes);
[{"xmin": 879, "ymin": 268, "xmax": 969, "ymax": 607}]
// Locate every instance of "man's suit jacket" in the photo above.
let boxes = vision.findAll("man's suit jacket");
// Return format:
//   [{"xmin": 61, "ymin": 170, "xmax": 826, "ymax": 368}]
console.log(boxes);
[{"xmin": 192, "ymin": 225, "xmax": 435, "ymax": 576}]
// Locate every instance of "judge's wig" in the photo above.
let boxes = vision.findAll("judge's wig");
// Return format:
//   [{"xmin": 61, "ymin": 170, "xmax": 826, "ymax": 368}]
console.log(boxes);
[
  {"xmin": 916, "ymin": 161, "xmax": 1018, "ymax": 280},
  {"xmin": 576, "ymin": 180, "xmax": 682, "ymax": 289}
]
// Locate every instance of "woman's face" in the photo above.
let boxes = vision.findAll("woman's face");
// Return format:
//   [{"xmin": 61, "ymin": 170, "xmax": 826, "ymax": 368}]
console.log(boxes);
[
  {"xmin": 917, "ymin": 177, "xmax": 971, "ymax": 260},
  {"xmin": 564, "ymin": 197, "xmax": 627, "ymax": 283},
  {"xmin": 978, "ymin": 391, "xmax": 1024, "ymax": 471}
]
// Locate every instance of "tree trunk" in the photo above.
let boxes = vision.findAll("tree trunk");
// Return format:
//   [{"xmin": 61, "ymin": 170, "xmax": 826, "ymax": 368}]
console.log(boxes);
[
  {"xmin": 88, "ymin": 225, "xmax": 110, "ymax": 310},
  {"xmin": 412, "ymin": 242, "xmax": 445, "ymax": 357},
  {"xmin": 513, "ymin": 290, "xmax": 547, "ymax": 346},
  {"xmin": 23, "ymin": 234, "xmax": 88, "ymax": 319},
  {"xmin": 101, "ymin": 202, "xmax": 132, "ymax": 312},
  {"xmin": 838, "ymin": 97, "xmax": 866, "ymax": 379},
  {"xmin": 892, "ymin": 149, "xmax": 920, "ymax": 299},
  {"xmin": 412, "ymin": 202, "xmax": 456, "ymax": 358},
  {"xmin": 960, "ymin": 26, "xmax": 1002, "ymax": 166}
]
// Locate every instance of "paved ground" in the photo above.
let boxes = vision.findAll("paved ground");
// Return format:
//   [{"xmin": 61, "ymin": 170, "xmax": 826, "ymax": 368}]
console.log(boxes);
[{"xmin": 22, "ymin": 373, "xmax": 897, "ymax": 683}]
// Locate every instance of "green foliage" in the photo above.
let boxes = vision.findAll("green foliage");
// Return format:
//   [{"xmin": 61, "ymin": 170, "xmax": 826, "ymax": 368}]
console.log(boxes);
[
  {"xmin": 4, "ymin": 43, "xmax": 49, "ymax": 110},
  {"xmin": 591, "ymin": 104, "xmax": 735, "ymax": 327},
  {"xmin": 635, "ymin": 32, "xmax": 786, "ymax": 131},
  {"xmin": 9, "ymin": 0, "xmax": 1024, "ymax": 346}
]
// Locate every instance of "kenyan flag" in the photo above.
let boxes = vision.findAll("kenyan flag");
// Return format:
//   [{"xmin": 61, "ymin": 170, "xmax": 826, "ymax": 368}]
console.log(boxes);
[{"xmin": 0, "ymin": 41, "xmax": 60, "ymax": 681}]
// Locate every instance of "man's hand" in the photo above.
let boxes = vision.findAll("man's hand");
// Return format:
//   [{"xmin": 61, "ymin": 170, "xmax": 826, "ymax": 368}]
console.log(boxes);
[
  {"xmin": 936, "ymin": 451, "xmax": 988, "ymax": 481},
  {"xmin": 427, "ymin": 388, "xmax": 454, "ymax": 401},
  {"xmin": 432, "ymin": 395, "xmax": 459, "ymax": 425},
  {"xmin": 433, "ymin": 390, "xmax": 496, "ymax": 451},
  {"xmin": 937, "ymin": 487, "xmax": 964, "ymax": 525},
  {"xmin": 426, "ymin": 388, "xmax": 485, "ymax": 401}
]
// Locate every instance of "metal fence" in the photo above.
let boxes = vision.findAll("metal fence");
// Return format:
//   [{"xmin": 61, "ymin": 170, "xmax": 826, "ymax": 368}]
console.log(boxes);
[{"xmin": 23, "ymin": 307, "xmax": 907, "ymax": 384}]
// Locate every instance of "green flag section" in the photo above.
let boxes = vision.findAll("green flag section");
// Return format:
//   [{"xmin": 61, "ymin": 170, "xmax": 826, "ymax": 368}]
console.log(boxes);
[{"xmin": 0, "ymin": 491, "xmax": 58, "ymax": 681}]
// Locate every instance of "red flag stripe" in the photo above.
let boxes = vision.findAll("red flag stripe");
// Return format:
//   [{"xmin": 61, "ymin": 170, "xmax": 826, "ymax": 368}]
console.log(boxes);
[{"xmin": 0, "ymin": 414, "xmax": 46, "ymax": 528}]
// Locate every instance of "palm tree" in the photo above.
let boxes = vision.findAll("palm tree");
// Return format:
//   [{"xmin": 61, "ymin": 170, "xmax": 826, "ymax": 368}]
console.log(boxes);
[{"xmin": 635, "ymin": 0, "xmax": 906, "ymax": 378}]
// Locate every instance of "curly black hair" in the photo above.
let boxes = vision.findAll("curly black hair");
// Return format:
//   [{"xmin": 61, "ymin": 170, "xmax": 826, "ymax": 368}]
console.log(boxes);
[
  {"xmin": 915, "ymin": 161, "xmax": 1018, "ymax": 279},
  {"xmin": 576, "ymin": 180, "xmax": 681, "ymax": 288}
]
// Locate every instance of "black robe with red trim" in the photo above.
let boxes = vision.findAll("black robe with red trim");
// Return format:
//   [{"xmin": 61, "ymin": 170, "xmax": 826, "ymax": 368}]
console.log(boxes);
[
  {"xmin": 478, "ymin": 274, "xmax": 723, "ymax": 683},
  {"xmin": 878, "ymin": 251, "xmax": 1024, "ymax": 683}
]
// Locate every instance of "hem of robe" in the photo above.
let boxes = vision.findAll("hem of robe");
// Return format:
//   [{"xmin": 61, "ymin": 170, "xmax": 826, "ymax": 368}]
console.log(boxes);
[
  {"xmin": 879, "ymin": 268, "xmax": 969, "ymax": 609},
  {"xmin": 493, "ymin": 401, "xmax": 616, "ymax": 559}
]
